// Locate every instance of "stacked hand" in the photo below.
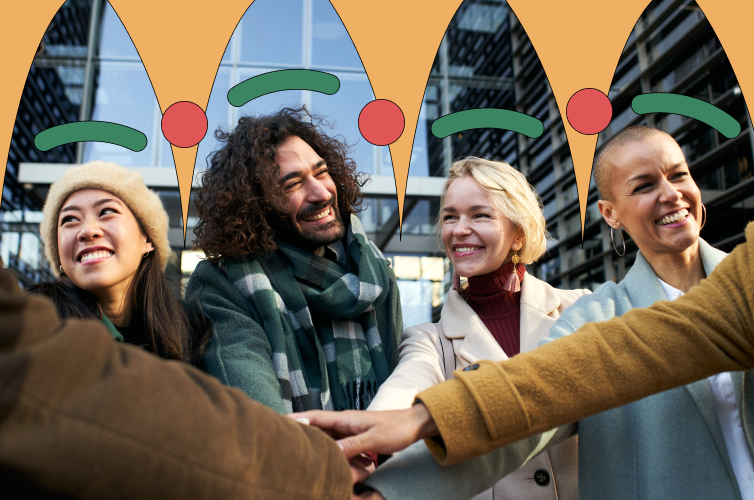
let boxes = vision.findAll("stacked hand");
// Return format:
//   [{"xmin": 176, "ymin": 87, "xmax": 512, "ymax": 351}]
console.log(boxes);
[{"xmin": 291, "ymin": 404, "xmax": 439, "ymax": 499}]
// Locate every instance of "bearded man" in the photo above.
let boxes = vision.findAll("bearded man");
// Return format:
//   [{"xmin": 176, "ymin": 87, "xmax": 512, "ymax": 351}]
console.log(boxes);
[{"xmin": 188, "ymin": 107, "xmax": 402, "ymax": 414}]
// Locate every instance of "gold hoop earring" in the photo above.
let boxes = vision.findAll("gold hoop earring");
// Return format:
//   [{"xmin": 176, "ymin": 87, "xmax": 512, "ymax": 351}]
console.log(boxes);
[
  {"xmin": 611, "ymin": 226, "xmax": 626, "ymax": 257},
  {"xmin": 143, "ymin": 250, "xmax": 151, "ymax": 258},
  {"xmin": 59, "ymin": 265, "xmax": 64, "ymax": 273},
  {"xmin": 700, "ymin": 204, "xmax": 707, "ymax": 231}
]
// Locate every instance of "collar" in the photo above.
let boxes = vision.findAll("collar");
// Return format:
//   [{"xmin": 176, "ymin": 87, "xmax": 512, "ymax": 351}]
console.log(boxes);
[{"xmin": 622, "ymin": 238, "xmax": 727, "ymax": 309}]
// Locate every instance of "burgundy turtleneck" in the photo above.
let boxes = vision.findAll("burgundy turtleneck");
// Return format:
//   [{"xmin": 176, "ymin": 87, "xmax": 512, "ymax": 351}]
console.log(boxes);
[{"xmin": 465, "ymin": 260, "xmax": 526, "ymax": 358}]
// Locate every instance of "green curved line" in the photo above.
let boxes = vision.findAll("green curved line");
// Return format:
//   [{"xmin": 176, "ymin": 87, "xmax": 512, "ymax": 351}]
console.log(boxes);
[
  {"xmin": 431, "ymin": 109, "xmax": 544, "ymax": 139},
  {"xmin": 632, "ymin": 93, "xmax": 741, "ymax": 139},
  {"xmin": 34, "ymin": 122, "xmax": 148, "ymax": 152},
  {"xmin": 228, "ymin": 70, "xmax": 340, "ymax": 107}
]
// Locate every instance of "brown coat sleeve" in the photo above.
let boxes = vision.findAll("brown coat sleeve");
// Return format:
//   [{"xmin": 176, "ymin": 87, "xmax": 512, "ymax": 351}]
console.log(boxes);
[
  {"xmin": 0, "ymin": 269, "xmax": 351, "ymax": 500},
  {"xmin": 418, "ymin": 221, "xmax": 754, "ymax": 466}
]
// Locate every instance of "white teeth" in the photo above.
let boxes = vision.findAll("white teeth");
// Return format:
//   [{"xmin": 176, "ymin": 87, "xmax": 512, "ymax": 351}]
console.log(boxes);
[
  {"xmin": 455, "ymin": 247, "xmax": 478, "ymax": 253},
  {"xmin": 302, "ymin": 207, "xmax": 331, "ymax": 222},
  {"xmin": 80, "ymin": 250, "xmax": 113, "ymax": 262},
  {"xmin": 656, "ymin": 209, "xmax": 689, "ymax": 226}
]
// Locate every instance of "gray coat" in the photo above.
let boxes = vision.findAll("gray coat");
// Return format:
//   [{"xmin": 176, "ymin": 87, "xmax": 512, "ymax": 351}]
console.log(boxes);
[{"xmin": 366, "ymin": 239, "xmax": 751, "ymax": 500}]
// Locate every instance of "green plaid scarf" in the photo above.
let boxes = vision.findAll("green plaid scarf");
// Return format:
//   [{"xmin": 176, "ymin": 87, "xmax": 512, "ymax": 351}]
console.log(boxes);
[{"xmin": 224, "ymin": 214, "xmax": 401, "ymax": 413}]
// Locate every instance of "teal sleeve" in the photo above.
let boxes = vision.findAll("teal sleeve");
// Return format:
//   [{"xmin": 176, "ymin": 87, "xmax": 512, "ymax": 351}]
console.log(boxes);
[{"xmin": 188, "ymin": 262, "xmax": 287, "ymax": 415}]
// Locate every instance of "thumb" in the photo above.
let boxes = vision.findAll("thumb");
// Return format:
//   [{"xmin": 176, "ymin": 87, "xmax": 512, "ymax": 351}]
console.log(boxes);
[{"xmin": 337, "ymin": 433, "xmax": 374, "ymax": 459}]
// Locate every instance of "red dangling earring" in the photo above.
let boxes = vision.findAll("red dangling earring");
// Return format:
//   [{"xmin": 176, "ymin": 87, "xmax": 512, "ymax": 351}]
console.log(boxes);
[{"xmin": 503, "ymin": 251, "xmax": 521, "ymax": 293}]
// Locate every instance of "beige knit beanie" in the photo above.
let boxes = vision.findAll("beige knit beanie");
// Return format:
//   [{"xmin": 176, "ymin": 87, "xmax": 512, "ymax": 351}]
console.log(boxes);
[{"xmin": 40, "ymin": 161, "xmax": 171, "ymax": 277}]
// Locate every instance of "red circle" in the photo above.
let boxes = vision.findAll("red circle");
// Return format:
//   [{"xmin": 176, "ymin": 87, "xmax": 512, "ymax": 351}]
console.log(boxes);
[
  {"xmin": 161, "ymin": 101, "xmax": 208, "ymax": 148},
  {"xmin": 359, "ymin": 100, "xmax": 405, "ymax": 146},
  {"xmin": 566, "ymin": 89, "xmax": 612, "ymax": 135}
]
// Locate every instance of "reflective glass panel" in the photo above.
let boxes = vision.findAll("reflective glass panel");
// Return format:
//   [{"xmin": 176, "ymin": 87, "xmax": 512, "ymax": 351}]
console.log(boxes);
[
  {"xmin": 85, "ymin": 61, "xmax": 158, "ymax": 166},
  {"xmin": 309, "ymin": 74, "xmax": 375, "ymax": 174},
  {"xmin": 164, "ymin": 67, "xmax": 233, "ymax": 169},
  {"xmin": 99, "ymin": 2, "xmax": 139, "ymax": 58},
  {"xmin": 235, "ymin": 68, "xmax": 304, "ymax": 119},
  {"xmin": 240, "ymin": 0, "xmax": 303, "ymax": 65},
  {"xmin": 311, "ymin": 0, "xmax": 362, "ymax": 69}
]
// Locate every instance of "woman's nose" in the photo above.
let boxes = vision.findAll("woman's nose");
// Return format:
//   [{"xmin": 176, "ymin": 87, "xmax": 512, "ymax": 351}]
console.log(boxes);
[
  {"xmin": 658, "ymin": 178, "xmax": 682, "ymax": 203},
  {"xmin": 78, "ymin": 218, "xmax": 103, "ymax": 240},
  {"xmin": 452, "ymin": 218, "xmax": 472, "ymax": 236}
]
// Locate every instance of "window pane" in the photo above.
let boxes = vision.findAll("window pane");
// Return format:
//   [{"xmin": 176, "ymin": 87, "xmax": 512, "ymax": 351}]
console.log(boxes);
[
  {"xmin": 311, "ymin": 0, "xmax": 362, "ymax": 69},
  {"xmin": 99, "ymin": 2, "xmax": 139, "ymax": 58},
  {"xmin": 309, "ymin": 75, "xmax": 375, "ymax": 174},
  {"xmin": 240, "ymin": 0, "xmax": 303, "ymax": 65},
  {"xmin": 165, "ymin": 67, "xmax": 233, "ymax": 169},
  {"xmin": 85, "ymin": 61, "xmax": 158, "ymax": 166},
  {"xmin": 235, "ymin": 68, "xmax": 304, "ymax": 114}
]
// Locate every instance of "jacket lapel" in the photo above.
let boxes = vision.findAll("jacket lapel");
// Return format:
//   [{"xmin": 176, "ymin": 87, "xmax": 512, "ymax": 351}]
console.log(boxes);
[
  {"xmin": 685, "ymin": 378, "xmax": 736, "ymax": 479},
  {"xmin": 732, "ymin": 372, "xmax": 754, "ymax": 461},
  {"xmin": 519, "ymin": 273, "xmax": 561, "ymax": 353},
  {"xmin": 628, "ymin": 241, "xmax": 732, "ymax": 472},
  {"xmin": 621, "ymin": 251, "xmax": 667, "ymax": 309},
  {"xmin": 440, "ymin": 290, "xmax": 507, "ymax": 366},
  {"xmin": 681, "ymin": 240, "xmax": 730, "ymax": 463}
]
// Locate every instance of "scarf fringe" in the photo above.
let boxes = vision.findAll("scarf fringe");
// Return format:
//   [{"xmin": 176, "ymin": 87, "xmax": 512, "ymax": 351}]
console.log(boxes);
[{"xmin": 343, "ymin": 379, "xmax": 379, "ymax": 411}]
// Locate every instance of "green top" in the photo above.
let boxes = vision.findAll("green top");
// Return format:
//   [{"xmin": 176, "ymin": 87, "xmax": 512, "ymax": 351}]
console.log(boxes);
[{"xmin": 100, "ymin": 314, "xmax": 125, "ymax": 342}]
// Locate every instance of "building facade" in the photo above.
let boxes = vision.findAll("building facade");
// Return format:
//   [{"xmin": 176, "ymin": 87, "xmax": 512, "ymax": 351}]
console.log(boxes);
[{"xmin": 2, "ymin": 0, "xmax": 752, "ymax": 322}]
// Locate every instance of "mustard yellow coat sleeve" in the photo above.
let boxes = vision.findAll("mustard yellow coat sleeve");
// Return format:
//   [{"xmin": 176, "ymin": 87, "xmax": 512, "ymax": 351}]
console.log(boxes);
[
  {"xmin": 418, "ymin": 221, "xmax": 754, "ymax": 466},
  {"xmin": 0, "ymin": 268, "xmax": 351, "ymax": 500}
]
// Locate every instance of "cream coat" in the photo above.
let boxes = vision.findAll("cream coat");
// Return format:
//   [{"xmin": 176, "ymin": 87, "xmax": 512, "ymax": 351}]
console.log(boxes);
[{"xmin": 368, "ymin": 273, "xmax": 589, "ymax": 500}]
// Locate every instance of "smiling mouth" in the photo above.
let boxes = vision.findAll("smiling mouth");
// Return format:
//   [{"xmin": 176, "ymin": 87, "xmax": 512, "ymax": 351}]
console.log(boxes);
[
  {"xmin": 79, "ymin": 250, "xmax": 113, "ymax": 262},
  {"xmin": 455, "ymin": 246, "xmax": 482, "ymax": 253},
  {"xmin": 655, "ymin": 208, "xmax": 689, "ymax": 226},
  {"xmin": 300, "ymin": 207, "xmax": 332, "ymax": 222}
]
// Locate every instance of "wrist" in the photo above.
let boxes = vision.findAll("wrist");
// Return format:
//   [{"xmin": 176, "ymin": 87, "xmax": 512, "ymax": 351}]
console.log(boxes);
[{"xmin": 411, "ymin": 401, "xmax": 439, "ymax": 439}]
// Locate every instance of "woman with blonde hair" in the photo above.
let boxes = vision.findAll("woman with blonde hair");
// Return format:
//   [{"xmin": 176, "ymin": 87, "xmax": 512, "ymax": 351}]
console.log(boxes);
[
  {"xmin": 365, "ymin": 156, "xmax": 589, "ymax": 500},
  {"xmin": 29, "ymin": 161, "xmax": 210, "ymax": 363}
]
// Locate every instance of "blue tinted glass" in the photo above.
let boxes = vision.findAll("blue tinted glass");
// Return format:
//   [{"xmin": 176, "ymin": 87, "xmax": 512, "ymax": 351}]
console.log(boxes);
[
  {"xmin": 240, "ymin": 0, "xmax": 303, "ymax": 65},
  {"xmin": 311, "ymin": 0, "xmax": 362, "ymax": 69},
  {"xmin": 309, "ymin": 75, "xmax": 374, "ymax": 174},
  {"xmin": 396, "ymin": 280, "xmax": 433, "ymax": 325},
  {"xmin": 99, "ymin": 2, "xmax": 138, "ymax": 58},
  {"xmin": 380, "ymin": 147, "xmax": 394, "ymax": 178},
  {"xmin": 85, "ymin": 61, "xmax": 157, "ymax": 166},
  {"xmin": 222, "ymin": 31, "xmax": 233, "ymax": 63},
  {"xmin": 381, "ymin": 99, "xmax": 431, "ymax": 178},
  {"xmin": 235, "ymin": 68, "xmax": 304, "ymax": 117},
  {"xmin": 409, "ymin": 101, "xmax": 430, "ymax": 177},
  {"xmin": 161, "ymin": 67, "xmax": 233, "ymax": 169}
]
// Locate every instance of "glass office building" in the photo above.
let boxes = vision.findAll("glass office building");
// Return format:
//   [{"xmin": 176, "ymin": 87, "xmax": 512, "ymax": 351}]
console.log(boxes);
[
  {"xmin": 521, "ymin": 0, "xmax": 753, "ymax": 289},
  {"xmin": 2, "ymin": 0, "xmax": 449, "ymax": 322},
  {"xmin": 3, "ymin": 0, "xmax": 753, "ymax": 320}
]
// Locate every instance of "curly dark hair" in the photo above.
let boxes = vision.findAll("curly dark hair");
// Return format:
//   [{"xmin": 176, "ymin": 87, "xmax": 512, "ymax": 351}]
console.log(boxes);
[{"xmin": 193, "ymin": 106, "xmax": 367, "ymax": 264}]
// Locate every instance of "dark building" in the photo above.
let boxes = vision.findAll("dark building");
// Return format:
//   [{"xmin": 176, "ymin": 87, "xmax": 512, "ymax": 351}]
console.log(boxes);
[{"xmin": 3, "ymin": 0, "xmax": 752, "ymax": 321}]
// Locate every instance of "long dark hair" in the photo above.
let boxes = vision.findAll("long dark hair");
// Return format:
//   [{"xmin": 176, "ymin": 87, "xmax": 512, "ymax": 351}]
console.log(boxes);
[{"xmin": 28, "ymin": 253, "xmax": 211, "ymax": 364}]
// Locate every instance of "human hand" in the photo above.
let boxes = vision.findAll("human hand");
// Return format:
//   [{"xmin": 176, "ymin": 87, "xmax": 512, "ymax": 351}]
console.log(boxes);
[
  {"xmin": 289, "ymin": 404, "xmax": 438, "ymax": 459},
  {"xmin": 349, "ymin": 454, "xmax": 375, "ymax": 484},
  {"xmin": 352, "ymin": 488, "xmax": 386, "ymax": 500},
  {"xmin": 291, "ymin": 414, "xmax": 375, "ymax": 484}
]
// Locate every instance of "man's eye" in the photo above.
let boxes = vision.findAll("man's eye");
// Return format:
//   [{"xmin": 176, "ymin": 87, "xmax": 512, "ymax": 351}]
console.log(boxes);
[
  {"xmin": 633, "ymin": 183, "xmax": 651, "ymax": 193},
  {"xmin": 316, "ymin": 168, "xmax": 329, "ymax": 177}
]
